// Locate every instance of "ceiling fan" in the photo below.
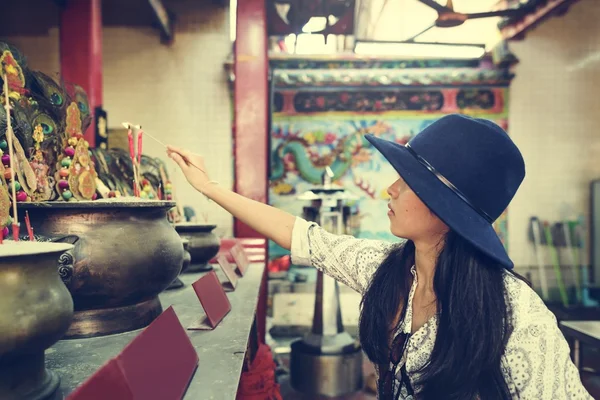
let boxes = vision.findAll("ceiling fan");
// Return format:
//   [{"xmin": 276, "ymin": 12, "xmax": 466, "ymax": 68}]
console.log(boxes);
[
  {"xmin": 267, "ymin": 0, "xmax": 355, "ymax": 36},
  {"xmin": 408, "ymin": 0, "xmax": 527, "ymax": 40}
]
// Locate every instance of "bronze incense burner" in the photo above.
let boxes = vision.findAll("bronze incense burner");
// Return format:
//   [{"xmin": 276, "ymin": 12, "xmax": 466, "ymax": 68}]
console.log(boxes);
[
  {"xmin": 174, "ymin": 223, "xmax": 220, "ymax": 272},
  {"xmin": 166, "ymin": 238, "xmax": 191, "ymax": 290},
  {"xmin": 19, "ymin": 200, "xmax": 183, "ymax": 339},
  {"xmin": 0, "ymin": 242, "xmax": 74, "ymax": 400}
]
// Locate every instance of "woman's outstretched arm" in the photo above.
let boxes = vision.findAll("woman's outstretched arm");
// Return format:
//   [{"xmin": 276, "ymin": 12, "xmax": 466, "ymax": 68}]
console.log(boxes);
[
  {"xmin": 166, "ymin": 145, "xmax": 295, "ymax": 250},
  {"xmin": 167, "ymin": 145, "xmax": 395, "ymax": 293}
]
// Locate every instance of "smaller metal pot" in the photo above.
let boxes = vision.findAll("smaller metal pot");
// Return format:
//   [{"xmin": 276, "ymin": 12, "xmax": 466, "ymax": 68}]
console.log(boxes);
[
  {"xmin": 166, "ymin": 238, "xmax": 191, "ymax": 290},
  {"xmin": 0, "ymin": 242, "xmax": 74, "ymax": 400},
  {"xmin": 175, "ymin": 223, "xmax": 220, "ymax": 273}
]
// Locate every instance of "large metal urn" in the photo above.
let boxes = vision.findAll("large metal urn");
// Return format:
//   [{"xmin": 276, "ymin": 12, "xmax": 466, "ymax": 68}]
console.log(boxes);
[
  {"xmin": 166, "ymin": 238, "xmax": 192, "ymax": 290},
  {"xmin": 19, "ymin": 201, "xmax": 184, "ymax": 339},
  {"xmin": 290, "ymin": 168, "xmax": 363, "ymax": 397},
  {"xmin": 175, "ymin": 223, "xmax": 220, "ymax": 272},
  {"xmin": 0, "ymin": 242, "xmax": 74, "ymax": 400}
]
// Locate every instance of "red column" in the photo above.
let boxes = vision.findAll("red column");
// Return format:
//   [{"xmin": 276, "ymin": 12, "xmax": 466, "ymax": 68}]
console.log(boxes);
[
  {"xmin": 234, "ymin": 0, "xmax": 268, "ymax": 238},
  {"xmin": 59, "ymin": 0, "xmax": 103, "ymax": 146},
  {"xmin": 234, "ymin": 0, "xmax": 269, "ymax": 345},
  {"xmin": 442, "ymin": 88, "xmax": 458, "ymax": 113}
]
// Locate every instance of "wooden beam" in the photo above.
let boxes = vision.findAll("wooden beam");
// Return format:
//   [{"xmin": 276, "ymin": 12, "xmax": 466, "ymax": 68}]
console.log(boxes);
[
  {"xmin": 500, "ymin": 0, "xmax": 581, "ymax": 41},
  {"xmin": 148, "ymin": 0, "xmax": 174, "ymax": 44}
]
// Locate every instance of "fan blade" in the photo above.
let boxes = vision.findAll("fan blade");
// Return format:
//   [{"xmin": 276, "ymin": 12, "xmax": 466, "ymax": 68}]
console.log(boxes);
[
  {"xmin": 405, "ymin": 23, "xmax": 436, "ymax": 42},
  {"xmin": 417, "ymin": 0, "xmax": 451, "ymax": 13},
  {"xmin": 465, "ymin": 9, "xmax": 523, "ymax": 19}
]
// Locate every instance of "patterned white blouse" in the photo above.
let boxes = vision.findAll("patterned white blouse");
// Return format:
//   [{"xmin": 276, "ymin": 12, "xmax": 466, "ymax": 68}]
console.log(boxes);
[{"xmin": 290, "ymin": 217, "xmax": 593, "ymax": 399}]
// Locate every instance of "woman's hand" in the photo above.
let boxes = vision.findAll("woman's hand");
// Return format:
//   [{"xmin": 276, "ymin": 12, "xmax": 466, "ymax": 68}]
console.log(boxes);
[
  {"xmin": 166, "ymin": 145, "xmax": 212, "ymax": 193},
  {"xmin": 166, "ymin": 144, "xmax": 296, "ymax": 250}
]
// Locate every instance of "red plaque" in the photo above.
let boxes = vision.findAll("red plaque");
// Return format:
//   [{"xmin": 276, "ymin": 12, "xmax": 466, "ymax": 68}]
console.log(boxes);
[
  {"xmin": 68, "ymin": 307, "xmax": 198, "ymax": 400},
  {"xmin": 231, "ymin": 244, "xmax": 250, "ymax": 276},
  {"xmin": 118, "ymin": 307, "xmax": 198, "ymax": 399},
  {"xmin": 210, "ymin": 238, "xmax": 237, "ymax": 264},
  {"xmin": 216, "ymin": 253, "xmax": 238, "ymax": 292},
  {"xmin": 67, "ymin": 359, "xmax": 133, "ymax": 400},
  {"xmin": 188, "ymin": 270, "xmax": 232, "ymax": 330}
]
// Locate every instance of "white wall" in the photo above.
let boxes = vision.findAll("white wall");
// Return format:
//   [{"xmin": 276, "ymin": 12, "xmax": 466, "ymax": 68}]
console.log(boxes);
[
  {"xmin": 102, "ymin": 4, "xmax": 233, "ymax": 237},
  {"xmin": 3, "ymin": 1, "xmax": 234, "ymax": 237},
  {"xmin": 508, "ymin": 0, "xmax": 600, "ymax": 271}
]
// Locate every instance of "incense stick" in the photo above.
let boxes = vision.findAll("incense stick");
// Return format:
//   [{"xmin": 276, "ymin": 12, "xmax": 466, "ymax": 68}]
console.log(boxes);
[
  {"xmin": 121, "ymin": 122, "xmax": 207, "ymax": 174},
  {"xmin": 3, "ymin": 74, "xmax": 19, "ymax": 241},
  {"xmin": 141, "ymin": 129, "xmax": 168, "ymax": 148}
]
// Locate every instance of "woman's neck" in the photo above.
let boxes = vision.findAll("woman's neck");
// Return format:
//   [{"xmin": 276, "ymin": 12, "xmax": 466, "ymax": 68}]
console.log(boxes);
[{"xmin": 413, "ymin": 237, "xmax": 444, "ymax": 292}]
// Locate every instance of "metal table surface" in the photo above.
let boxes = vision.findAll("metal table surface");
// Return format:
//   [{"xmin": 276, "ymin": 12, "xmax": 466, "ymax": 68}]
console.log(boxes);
[
  {"xmin": 560, "ymin": 320, "xmax": 600, "ymax": 370},
  {"xmin": 45, "ymin": 263, "xmax": 266, "ymax": 400},
  {"xmin": 561, "ymin": 321, "xmax": 600, "ymax": 345}
]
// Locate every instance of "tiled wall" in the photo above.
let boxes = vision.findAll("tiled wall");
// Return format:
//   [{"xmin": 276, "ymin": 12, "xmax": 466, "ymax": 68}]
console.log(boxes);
[
  {"xmin": 2, "ymin": 2, "xmax": 234, "ymax": 237},
  {"xmin": 508, "ymin": 0, "xmax": 600, "ymax": 273}
]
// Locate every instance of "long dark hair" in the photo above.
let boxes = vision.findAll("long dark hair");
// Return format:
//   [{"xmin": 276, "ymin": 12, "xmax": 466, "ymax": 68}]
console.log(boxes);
[{"xmin": 359, "ymin": 230, "xmax": 518, "ymax": 399}]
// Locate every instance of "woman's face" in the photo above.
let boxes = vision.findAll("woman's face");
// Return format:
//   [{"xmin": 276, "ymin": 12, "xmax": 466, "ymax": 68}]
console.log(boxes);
[{"xmin": 386, "ymin": 176, "xmax": 448, "ymax": 240}]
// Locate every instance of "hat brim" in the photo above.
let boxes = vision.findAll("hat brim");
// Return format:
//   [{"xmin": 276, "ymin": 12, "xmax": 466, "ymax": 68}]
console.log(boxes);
[{"xmin": 365, "ymin": 134, "xmax": 513, "ymax": 269}]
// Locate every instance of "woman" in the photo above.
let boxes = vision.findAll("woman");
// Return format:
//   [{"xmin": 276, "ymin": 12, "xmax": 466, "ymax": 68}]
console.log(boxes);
[{"xmin": 167, "ymin": 114, "xmax": 592, "ymax": 399}]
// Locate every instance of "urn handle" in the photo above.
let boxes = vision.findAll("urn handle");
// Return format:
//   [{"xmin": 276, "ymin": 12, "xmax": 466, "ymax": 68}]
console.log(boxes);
[
  {"xmin": 52, "ymin": 235, "xmax": 79, "ymax": 287},
  {"xmin": 24, "ymin": 234, "xmax": 80, "ymax": 287}
]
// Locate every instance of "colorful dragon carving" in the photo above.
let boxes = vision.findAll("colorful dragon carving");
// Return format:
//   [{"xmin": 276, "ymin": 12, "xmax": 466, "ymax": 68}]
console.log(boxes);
[{"xmin": 270, "ymin": 132, "xmax": 373, "ymax": 185}]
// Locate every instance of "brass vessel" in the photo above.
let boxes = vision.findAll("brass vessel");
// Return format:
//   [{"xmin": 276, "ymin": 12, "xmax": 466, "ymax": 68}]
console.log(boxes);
[
  {"xmin": 19, "ymin": 201, "xmax": 183, "ymax": 339},
  {"xmin": 175, "ymin": 223, "xmax": 220, "ymax": 272},
  {"xmin": 166, "ymin": 238, "xmax": 191, "ymax": 290},
  {"xmin": 0, "ymin": 242, "xmax": 74, "ymax": 400}
]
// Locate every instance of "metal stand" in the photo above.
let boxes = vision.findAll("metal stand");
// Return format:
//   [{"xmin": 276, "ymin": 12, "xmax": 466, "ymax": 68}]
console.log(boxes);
[{"xmin": 290, "ymin": 168, "xmax": 363, "ymax": 397}]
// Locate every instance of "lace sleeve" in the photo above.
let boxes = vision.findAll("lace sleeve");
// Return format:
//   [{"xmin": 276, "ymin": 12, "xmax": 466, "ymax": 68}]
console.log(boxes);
[
  {"xmin": 501, "ymin": 276, "xmax": 593, "ymax": 399},
  {"xmin": 290, "ymin": 217, "xmax": 396, "ymax": 293}
]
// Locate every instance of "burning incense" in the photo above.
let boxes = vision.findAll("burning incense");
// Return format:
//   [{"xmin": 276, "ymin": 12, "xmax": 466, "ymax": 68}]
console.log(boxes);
[
  {"xmin": 129, "ymin": 127, "xmax": 207, "ymax": 174},
  {"xmin": 141, "ymin": 130, "xmax": 168, "ymax": 148},
  {"xmin": 2, "ymin": 73, "xmax": 19, "ymax": 241}
]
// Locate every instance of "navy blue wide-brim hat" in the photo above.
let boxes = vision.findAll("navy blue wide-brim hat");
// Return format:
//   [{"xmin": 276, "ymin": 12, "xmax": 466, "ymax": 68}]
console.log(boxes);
[{"xmin": 365, "ymin": 114, "xmax": 525, "ymax": 269}]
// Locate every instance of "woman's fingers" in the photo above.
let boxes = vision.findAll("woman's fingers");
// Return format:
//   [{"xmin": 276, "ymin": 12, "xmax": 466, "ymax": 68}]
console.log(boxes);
[
  {"xmin": 168, "ymin": 151, "xmax": 189, "ymax": 171},
  {"xmin": 166, "ymin": 145, "xmax": 192, "ymax": 160}
]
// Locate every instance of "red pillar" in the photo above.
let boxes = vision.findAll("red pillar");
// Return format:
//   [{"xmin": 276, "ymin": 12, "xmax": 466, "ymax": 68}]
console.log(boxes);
[
  {"xmin": 442, "ymin": 88, "xmax": 458, "ymax": 113},
  {"xmin": 234, "ymin": 0, "xmax": 268, "ymax": 238},
  {"xmin": 59, "ymin": 0, "xmax": 103, "ymax": 147},
  {"xmin": 234, "ymin": 0, "xmax": 269, "ymax": 344}
]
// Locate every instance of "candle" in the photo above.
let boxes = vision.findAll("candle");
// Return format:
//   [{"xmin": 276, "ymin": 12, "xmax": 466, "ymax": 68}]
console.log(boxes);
[
  {"xmin": 127, "ymin": 128, "xmax": 135, "ymax": 161},
  {"xmin": 12, "ymin": 223, "xmax": 19, "ymax": 242},
  {"xmin": 25, "ymin": 211, "xmax": 34, "ymax": 241},
  {"xmin": 137, "ymin": 128, "xmax": 143, "ymax": 164},
  {"xmin": 123, "ymin": 122, "xmax": 138, "ymax": 197}
]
